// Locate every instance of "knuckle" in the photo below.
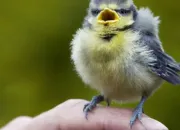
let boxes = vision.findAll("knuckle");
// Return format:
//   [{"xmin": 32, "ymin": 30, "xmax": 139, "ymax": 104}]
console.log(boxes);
[
  {"xmin": 53, "ymin": 99, "xmax": 89, "ymax": 111},
  {"xmin": 63, "ymin": 99, "xmax": 87, "ymax": 104},
  {"xmin": 14, "ymin": 116, "xmax": 32, "ymax": 122}
]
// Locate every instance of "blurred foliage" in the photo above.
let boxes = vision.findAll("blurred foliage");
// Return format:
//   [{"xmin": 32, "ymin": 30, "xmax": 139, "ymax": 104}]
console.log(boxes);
[{"xmin": 0, "ymin": 0, "xmax": 180, "ymax": 129}]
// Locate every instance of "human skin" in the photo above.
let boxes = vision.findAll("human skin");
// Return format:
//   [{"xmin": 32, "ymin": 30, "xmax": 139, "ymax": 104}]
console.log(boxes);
[{"xmin": 1, "ymin": 99, "xmax": 168, "ymax": 130}]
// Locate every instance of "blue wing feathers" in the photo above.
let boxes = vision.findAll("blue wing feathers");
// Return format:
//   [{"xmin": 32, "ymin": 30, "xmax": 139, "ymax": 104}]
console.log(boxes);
[
  {"xmin": 139, "ymin": 31, "xmax": 180, "ymax": 85},
  {"xmin": 152, "ymin": 50, "xmax": 180, "ymax": 85}
]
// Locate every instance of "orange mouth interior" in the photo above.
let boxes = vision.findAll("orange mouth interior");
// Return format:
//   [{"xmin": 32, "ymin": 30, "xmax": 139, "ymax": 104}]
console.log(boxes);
[{"xmin": 97, "ymin": 8, "xmax": 120, "ymax": 25}]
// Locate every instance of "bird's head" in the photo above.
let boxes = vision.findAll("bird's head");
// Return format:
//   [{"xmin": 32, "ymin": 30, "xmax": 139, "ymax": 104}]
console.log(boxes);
[{"xmin": 84, "ymin": 0, "xmax": 137, "ymax": 39}]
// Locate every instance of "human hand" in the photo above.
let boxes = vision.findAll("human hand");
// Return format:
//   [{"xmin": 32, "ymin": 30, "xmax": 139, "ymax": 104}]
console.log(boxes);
[{"xmin": 1, "ymin": 99, "xmax": 168, "ymax": 130}]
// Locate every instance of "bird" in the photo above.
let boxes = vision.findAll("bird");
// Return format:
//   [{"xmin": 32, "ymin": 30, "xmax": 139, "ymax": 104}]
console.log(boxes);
[{"xmin": 70, "ymin": 0, "xmax": 180, "ymax": 128}]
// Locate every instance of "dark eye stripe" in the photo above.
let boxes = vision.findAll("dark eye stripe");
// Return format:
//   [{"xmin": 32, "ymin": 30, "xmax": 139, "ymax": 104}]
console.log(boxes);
[
  {"xmin": 115, "ymin": 9, "xmax": 131, "ymax": 15},
  {"xmin": 91, "ymin": 9, "xmax": 101, "ymax": 16}
]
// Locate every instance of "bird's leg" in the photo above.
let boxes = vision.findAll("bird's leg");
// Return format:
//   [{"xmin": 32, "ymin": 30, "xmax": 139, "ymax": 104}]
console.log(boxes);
[
  {"xmin": 83, "ymin": 95, "xmax": 104, "ymax": 119},
  {"xmin": 130, "ymin": 96, "xmax": 147, "ymax": 128},
  {"xmin": 106, "ymin": 98, "xmax": 111, "ymax": 106}
]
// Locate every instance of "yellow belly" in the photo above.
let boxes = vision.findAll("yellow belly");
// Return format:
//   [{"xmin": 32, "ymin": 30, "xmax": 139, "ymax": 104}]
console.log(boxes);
[{"xmin": 71, "ymin": 28, "xmax": 162, "ymax": 102}]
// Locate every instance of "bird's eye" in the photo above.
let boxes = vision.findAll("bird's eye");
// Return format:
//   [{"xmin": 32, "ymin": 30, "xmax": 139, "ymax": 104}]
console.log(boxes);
[
  {"xmin": 91, "ymin": 9, "xmax": 101, "ymax": 16},
  {"xmin": 115, "ymin": 9, "xmax": 131, "ymax": 15}
]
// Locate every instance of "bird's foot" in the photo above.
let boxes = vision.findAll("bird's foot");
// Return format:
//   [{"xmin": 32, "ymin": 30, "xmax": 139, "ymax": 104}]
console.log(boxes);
[
  {"xmin": 106, "ymin": 99, "xmax": 111, "ymax": 107},
  {"xmin": 130, "ymin": 96, "xmax": 146, "ymax": 128},
  {"xmin": 130, "ymin": 105, "xmax": 143, "ymax": 128},
  {"xmin": 83, "ymin": 95, "xmax": 104, "ymax": 119}
]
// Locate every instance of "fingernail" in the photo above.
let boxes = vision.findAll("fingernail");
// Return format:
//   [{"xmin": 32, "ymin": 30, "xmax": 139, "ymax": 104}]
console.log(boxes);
[{"xmin": 141, "ymin": 117, "xmax": 168, "ymax": 130}]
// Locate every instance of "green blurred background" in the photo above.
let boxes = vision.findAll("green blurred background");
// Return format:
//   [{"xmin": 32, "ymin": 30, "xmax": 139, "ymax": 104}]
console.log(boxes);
[{"xmin": 0, "ymin": 0, "xmax": 180, "ymax": 129}]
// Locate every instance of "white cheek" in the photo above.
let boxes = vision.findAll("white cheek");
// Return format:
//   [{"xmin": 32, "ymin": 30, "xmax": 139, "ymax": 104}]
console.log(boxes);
[
  {"xmin": 127, "ymin": 19, "xmax": 135, "ymax": 25},
  {"xmin": 88, "ymin": 17, "xmax": 102, "ymax": 30},
  {"xmin": 117, "ymin": 15, "xmax": 134, "ymax": 27},
  {"xmin": 126, "ymin": 15, "xmax": 135, "ymax": 25},
  {"xmin": 88, "ymin": 17, "xmax": 95, "ymax": 25}
]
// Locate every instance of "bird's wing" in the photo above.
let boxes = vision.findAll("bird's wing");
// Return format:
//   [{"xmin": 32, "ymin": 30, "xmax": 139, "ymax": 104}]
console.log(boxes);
[{"xmin": 140, "ymin": 32, "xmax": 180, "ymax": 85}]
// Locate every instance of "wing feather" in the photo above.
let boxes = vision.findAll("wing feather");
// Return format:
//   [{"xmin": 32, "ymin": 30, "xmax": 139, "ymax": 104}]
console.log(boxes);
[{"xmin": 140, "ymin": 32, "xmax": 180, "ymax": 85}]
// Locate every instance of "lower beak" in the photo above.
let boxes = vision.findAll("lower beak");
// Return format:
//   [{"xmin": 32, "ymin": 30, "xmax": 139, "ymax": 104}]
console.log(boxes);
[{"xmin": 97, "ymin": 8, "xmax": 120, "ymax": 25}]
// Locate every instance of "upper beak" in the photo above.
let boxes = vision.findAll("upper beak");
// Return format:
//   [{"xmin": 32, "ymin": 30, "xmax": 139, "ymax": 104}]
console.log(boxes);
[{"xmin": 97, "ymin": 8, "xmax": 120, "ymax": 25}]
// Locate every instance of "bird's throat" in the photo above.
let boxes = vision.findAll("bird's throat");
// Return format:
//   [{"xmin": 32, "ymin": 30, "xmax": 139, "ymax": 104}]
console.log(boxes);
[
  {"xmin": 99, "ymin": 24, "xmax": 134, "ymax": 41},
  {"xmin": 101, "ymin": 34, "xmax": 116, "ymax": 41}
]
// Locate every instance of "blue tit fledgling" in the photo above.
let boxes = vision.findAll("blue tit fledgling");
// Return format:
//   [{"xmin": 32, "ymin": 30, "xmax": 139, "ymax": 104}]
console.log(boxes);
[{"xmin": 71, "ymin": 0, "xmax": 180, "ymax": 127}]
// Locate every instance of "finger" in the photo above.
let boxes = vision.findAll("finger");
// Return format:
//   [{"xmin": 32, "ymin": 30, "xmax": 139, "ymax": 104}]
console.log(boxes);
[
  {"xmin": 55, "ymin": 99, "xmax": 168, "ymax": 130},
  {"xmin": 1, "ymin": 116, "xmax": 32, "ymax": 130},
  {"xmin": 21, "ymin": 99, "xmax": 168, "ymax": 130},
  {"xmin": 141, "ymin": 117, "xmax": 169, "ymax": 130}
]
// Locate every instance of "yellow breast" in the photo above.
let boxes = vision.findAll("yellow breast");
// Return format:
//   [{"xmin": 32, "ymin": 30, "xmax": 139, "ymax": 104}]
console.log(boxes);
[{"xmin": 87, "ymin": 30, "xmax": 139, "ymax": 64}]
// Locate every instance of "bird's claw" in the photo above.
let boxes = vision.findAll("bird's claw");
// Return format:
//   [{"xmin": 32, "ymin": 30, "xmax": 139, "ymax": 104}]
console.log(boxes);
[
  {"xmin": 83, "ymin": 102, "xmax": 97, "ymax": 119},
  {"xmin": 130, "ymin": 106, "xmax": 143, "ymax": 128},
  {"xmin": 83, "ymin": 95, "xmax": 105, "ymax": 120},
  {"xmin": 106, "ymin": 99, "xmax": 111, "ymax": 107}
]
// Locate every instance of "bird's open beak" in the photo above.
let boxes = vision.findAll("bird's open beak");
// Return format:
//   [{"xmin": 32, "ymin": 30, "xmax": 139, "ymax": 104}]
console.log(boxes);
[{"xmin": 97, "ymin": 8, "xmax": 120, "ymax": 25}]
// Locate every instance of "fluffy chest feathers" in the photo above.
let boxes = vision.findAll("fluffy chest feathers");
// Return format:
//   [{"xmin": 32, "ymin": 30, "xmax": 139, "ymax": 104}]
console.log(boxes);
[
  {"xmin": 73, "ymin": 28, "xmax": 141, "ymax": 63},
  {"xmin": 71, "ymin": 28, "xmax": 159, "ymax": 101}
]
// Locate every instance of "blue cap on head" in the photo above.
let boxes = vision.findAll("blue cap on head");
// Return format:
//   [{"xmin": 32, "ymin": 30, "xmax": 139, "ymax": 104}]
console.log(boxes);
[{"xmin": 91, "ymin": 0, "xmax": 133, "ymax": 5}]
